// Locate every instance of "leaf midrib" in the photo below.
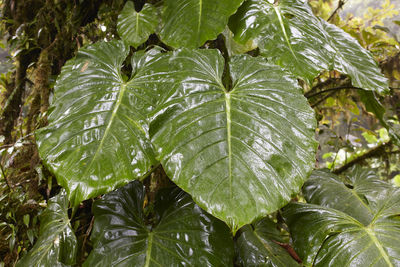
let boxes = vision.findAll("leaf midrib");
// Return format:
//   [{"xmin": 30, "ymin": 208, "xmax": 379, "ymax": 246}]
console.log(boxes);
[
  {"xmin": 144, "ymin": 232, "xmax": 153, "ymax": 267},
  {"xmin": 225, "ymin": 92, "xmax": 233, "ymax": 198},
  {"xmin": 272, "ymin": 5, "xmax": 297, "ymax": 59},
  {"xmin": 364, "ymin": 227, "xmax": 393, "ymax": 267},
  {"xmin": 197, "ymin": 0, "xmax": 203, "ymax": 39},
  {"xmin": 81, "ymin": 83, "xmax": 127, "ymax": 180}
]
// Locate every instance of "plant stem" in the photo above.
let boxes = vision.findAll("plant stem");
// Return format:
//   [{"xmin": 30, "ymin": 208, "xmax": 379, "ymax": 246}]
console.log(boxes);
[
  {"xmin": 333, "ymin": 141, "xmax": 392, "ymax": 174},
  {"xmin": 306, "ymin": 85, "xmax": 364, "ymax": 99}
]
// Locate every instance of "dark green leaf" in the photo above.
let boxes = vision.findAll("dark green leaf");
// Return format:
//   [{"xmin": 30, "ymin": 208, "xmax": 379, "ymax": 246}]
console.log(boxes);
[
  {"xmin": 16, "ymin": 191, "xmax": 77, "ymax": 267},
  {"xmin": 159, "ymin": 0, "xmax": 244, "ymax": 48},
  {"xmin": 222, "ymin": 28, "xmax": 257, "ymax": 57},
  {"xmin": 358, "ymin": 90, "xmax": 386, "ymax": 125},
  {"xmin": 303, "ymin": 169, "xmax": 379, "ymax": 225},
  {"xmin": 84, "ymin": 181, "xmax": 234, "ymax": 267},
  {"xmin": 117, "ymin": 2, "xmax": 158, "ymax": 48},
  {"xmin": 229, "ymin": 0, "xmax": 334, "ymax": 83},
  {"xmin": 150, "ymin": 49, "xmax": 317, "ymax": 232},
  {"xmin": 36, "ymin": 41, "xmax": 172, "ymax": 206},
  {"xmin": 358, "ymin": 90, "xmax": 400, "ymax": 146},
  {"xmin": 321, "ymin": 19, "xmax": 389, "ymax": 94},
  {"xmin": 236, "ymin": 218, "xmax": 299, "ymax": 267},
  {"xmin": 284, "ymin": 168, "xmax": 400, "ymax": 266},
  {"xmin": 229, "ymin": 0, "xmax": 389, "ymax": 93}
]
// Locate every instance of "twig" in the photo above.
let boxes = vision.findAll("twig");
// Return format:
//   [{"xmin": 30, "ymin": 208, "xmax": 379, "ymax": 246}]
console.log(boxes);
[
  {"xmin": 330, "ymin": 144, "xmax": 341, "ymax": 170},
  {"xmin": 0, "ymin": 163, "xmax": 12, "ymax": 190},
  {"xmin": 311, "ymin": 91, "xmax": 336, "ymax": 108},
  {"xmin": 81, "ymin": 216, "xmax": 94, "ymax": 255},
  {"xmin": 327, "ymin": 0, "xmax": 346, "ymax": 22},
  {"xmin": 333, "ymin": 141, "xmax": 392, "ymax": 174},
  {"xmin": 273, "ymin": 240, "xmax": 302, "ymax": 263},
  {"xmin": 306, "ymin": 86, "xmax": 364, "ymax": 99}
]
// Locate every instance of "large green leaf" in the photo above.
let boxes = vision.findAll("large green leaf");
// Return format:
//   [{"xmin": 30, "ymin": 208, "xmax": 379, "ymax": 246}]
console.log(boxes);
[
  {"xmin": 320, "ymin": 19, "xmax": 389, "ymax": 94},
  {"xmin": 117, "ymin": 2, "xmax": 158, "ymax": 48},
  {"xmin": 36, "ymin": 41, "xmax": 172, "ymax": 206},
  {"xmin": 303, "ymin": 169, "xmax": 375, "ymax": 225},
  {"xmin": 159, "ymin": 0, "xmax": 244, "ymax": 48},
  {"xmin": 228, "ymin": 0, "xmax": 389, "ymax": 93},
  {"xmin": 236, "ymin": 218, "xmax": 300, "ymax": 267},
  {"xmin": 284, "ymin": 168, "xmax": 400, "ymax": 266},
  {"xmin": 149, "ymin": 49, "xmax": 317, "ymax": 232},
  {"xmin": 17, "ymin": 190, "xmax": 77, "ymax": 267},
  {"xmin": 229, "ymin": 0, "xmax": 334, "ymax": 83},
  {"xmin": 84, "ymin": 181, "xmax": 234, "ymax": 267}
]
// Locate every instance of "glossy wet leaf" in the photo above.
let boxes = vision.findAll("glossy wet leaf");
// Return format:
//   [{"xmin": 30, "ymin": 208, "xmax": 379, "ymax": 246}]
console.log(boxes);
[
  {"xmin": 284, "ymin": 168, "xmax": 400, "ymax": 266},
  {"xmin": 321, "ymin": 19, "xmax": 389, "ymax": 94},
  {"xmin": 16, "ymin": 190, "xmax": 77, "ymax": 267},
  {"xmin": 229, "ymin": 0, "xmax": 334, "ymax": 83},
  {"xmin": 36, "ymin": 41, "xmax": 171, "ymax": 206},
  {"xmin": 222, "ymin": 28, "xmax": 257, "ymax": 57},
  {"xmin": 84, "ymin": 181, "xmax": 234, "ymax": 267},
  {"xmin": 150, "ymin": 49, "xmax": 317, "ymax": 232},
  {"xmin": 229, "ymin": 0, "xmax": 389, "ymax": 93},
  {"xmin": 159, "ymin": 0, "xmax": 244, "ymax": 48},
  {"xmin": 304, "ymin": 169, "xmax": 374, "ymax": 225},
  {"xmin": 117, "ymin": 2, "xmax": 158, "ymax": 48},
  {"xmin": 236, "ymin": 218, "xmax": 299, "ymax": 267}
]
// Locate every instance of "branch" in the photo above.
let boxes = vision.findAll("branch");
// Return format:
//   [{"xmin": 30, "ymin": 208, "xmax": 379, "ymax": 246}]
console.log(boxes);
[
  {"xmin": 305, "ymin": 85, "xmax": 364, "ymax": 99},
  {"xmin": 333, "ymin": 141, "xmax": 392, "ymax": 174},
  {"xmin": 327, "ymin": 0, "xmax": 346, "ymax": 22},
  {"xmin": 311, "ymin": 91, "xmax": 336, "ymax": 108}
]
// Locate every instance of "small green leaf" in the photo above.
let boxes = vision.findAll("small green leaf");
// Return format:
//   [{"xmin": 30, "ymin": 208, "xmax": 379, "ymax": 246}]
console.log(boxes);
[
  {"xmin": 357, "ymin": 90, "xmax": 399, "ymax": 145},
  {"xmin": 394, "ymin": 174, "xmax": 400, "ymax": 187},
  {"xmin": 362, "ymin": 131, "xmax": 378, "ymax": 144},
  {"xmin": 117, "ymin": 2, "xmax": 158, "ymax": 48},
  {"xmin": 84, "ymin": 181, "xmax": 234, "ymax": 267},
  {"xmin": 222, "ymin": 28, "xmax": 257, "ymax": 56},
  {"xmin": 159, "ymin": 0, "xmax": 244, "ymax": 48},
  {"xmin": 23, "ymin": 214, "xmax": 30, "ymax": 227},
  {"xmin": 16, "ymin": 190, "xmax": 77, "ymax": 267}
]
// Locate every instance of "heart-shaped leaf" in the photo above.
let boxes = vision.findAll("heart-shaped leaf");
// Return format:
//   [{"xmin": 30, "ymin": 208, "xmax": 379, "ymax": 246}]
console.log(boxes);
[
  {"xmin": 229, "ymin": 0, "xmax": 389, "ymax": 93},
  {"xmin": 321, "ymin": 19, "xmax": 389, "ymax": 94},
  {"xmin": 229, "ymin": 0, "xmax": 334, "ymax": 83},
  {"xmin": 235, "ymin": 218, "xmax": 300, "ymax": 266},
  {"xmin": 159, "ymin": 0, "xmax": 244, "ymax": 48},
  {"xmin": 36, "ymin": 41, "xmax": 172, "ymax": 206},
  {"xmin": 117, "ymin": 1, "xmax": 158, "ymax": 48},
  {"xmin": 150, "ymin": 49, "xmax": 317, "ymax": 232},
  {"xmin": 84, "ymin": 181, "xmax": 234, "ymax": 267},
  {"xmin": 283, "ymin": 168, "xmax": 400, "ymax": 266},
  {"xmin": 16, "ymin": 190, "xmax": 77, "ymax": 267}
]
